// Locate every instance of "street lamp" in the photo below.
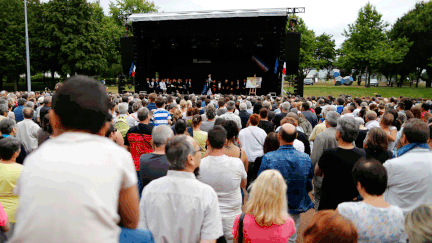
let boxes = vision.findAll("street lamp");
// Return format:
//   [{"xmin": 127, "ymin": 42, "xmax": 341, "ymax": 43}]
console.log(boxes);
[{"xmin": 24, "ymin": 0, "xmax": 31, "ymax": 91}]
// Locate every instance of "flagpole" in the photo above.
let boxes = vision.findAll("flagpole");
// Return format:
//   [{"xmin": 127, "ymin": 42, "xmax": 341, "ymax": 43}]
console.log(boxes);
[{"xmin": 24, "ymin": 0, "xmax": 31, "ymax": 92}]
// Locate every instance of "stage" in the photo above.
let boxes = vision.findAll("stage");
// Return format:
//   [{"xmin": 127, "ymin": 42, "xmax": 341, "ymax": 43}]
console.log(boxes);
[{"xmin": 126, "ymin": 8, "xmax": 289, "ymax": 95}]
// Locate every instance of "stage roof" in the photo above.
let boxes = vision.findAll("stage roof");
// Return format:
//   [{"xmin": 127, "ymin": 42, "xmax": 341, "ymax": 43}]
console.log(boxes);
[{"xmin": 128, "ymin": 8, "xmax": 292, "ymax": 22}]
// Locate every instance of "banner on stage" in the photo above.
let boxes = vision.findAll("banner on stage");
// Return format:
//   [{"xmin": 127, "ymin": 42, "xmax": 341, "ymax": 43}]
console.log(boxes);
[{"xmin": 246, "ymin": 77, "xmax": 262, "ymax": 88}]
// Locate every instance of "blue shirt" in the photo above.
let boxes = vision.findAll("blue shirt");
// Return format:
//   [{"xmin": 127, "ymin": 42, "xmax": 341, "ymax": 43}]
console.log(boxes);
[
  {"xmin": 147, "ymin": 103, "xmax": 157, "ymax": 111},
  {"xmin": 152, "ymin": 108, "xmax": 171, "ymax": 126},
  {"xmin": 14, "ymin": 106, "xmax": 24, "ymax": 122},
  {"xmin": 258, "ymin": 145, "xmax": 314, "ymax": 214}
]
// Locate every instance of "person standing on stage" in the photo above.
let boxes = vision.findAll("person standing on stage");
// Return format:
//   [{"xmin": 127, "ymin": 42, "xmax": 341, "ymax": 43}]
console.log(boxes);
[
  {"xmin": 222, "ymin": 79, "xmax": 229, "ymax": 95},
  {"xmin": 202, "ymin": 74, "xmax": 212, "ymax": 95},
  {"xmin": 236, "ymin": 79, "xmax": 240, "ymax": 95},
  {"xmin": 160, "ymin": 79, "xmax": 167, "ymax": 94},
  {"xmin": 155, "ymin": 78, "xmax": 160, "ymax": 94},
  {"xmin": 149, "ymin": 78, "xmax": 155, "ymax": 94},
  {"xmin": 145, "ymin": 78, "xmax": 151, "ymax": 93},
  {"xmin": 241, "ymin": 79, "xmax": 247, "ymax": 95},
  {"xmin": 229, "ymin": 80, "xmax": 235, "ymax": 95},
  {"xmin": 177, "ymin": 79, "xmax": 183, "ymax": 94},
  {"xmin": 166, "ymin": 79, "xmax": 171, "ymax": 94},
  {"xmin": 187, "ymin": 79, "xmax": 193, "ymax": 94}
]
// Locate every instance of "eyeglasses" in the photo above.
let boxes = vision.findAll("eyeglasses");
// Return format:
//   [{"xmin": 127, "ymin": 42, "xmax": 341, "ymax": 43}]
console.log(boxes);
[{"xmin": 194, "ymin": 147, "xmax": 203, "ymax": 154}]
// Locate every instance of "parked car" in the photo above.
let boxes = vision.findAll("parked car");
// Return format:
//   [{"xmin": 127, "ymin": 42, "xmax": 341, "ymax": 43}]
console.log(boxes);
[
  {"xmin": 304, "ymin": 78, "xmax": 314, "ymax": 85},
  {"xmin": 369, "ymin": 79, "xmax": 378, "ymax": 86}
]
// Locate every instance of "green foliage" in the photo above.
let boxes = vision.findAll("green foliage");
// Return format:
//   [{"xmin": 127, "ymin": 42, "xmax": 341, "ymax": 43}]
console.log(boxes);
[
  {"xmin": 41, "ymin": 0, "xmax": 107, "ymax": 76},
  {"xmin": 109, "ymin": 0, "xmax": 158, "ymax": 27},
  {"xmin": 315, "ymin": 33, "xmax": 336, "ymax": 76},
  {"xmin": 390, "ymin": 1, "xmax": 432, "ymax": 87}
]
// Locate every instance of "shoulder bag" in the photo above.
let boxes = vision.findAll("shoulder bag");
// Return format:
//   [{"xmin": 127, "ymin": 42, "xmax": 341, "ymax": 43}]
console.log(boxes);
[{"xmin": 238, "ymin": 213, "xmax": 246, "ymax": 243}]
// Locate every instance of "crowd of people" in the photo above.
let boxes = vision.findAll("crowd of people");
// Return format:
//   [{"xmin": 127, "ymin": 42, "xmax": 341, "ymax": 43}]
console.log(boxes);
[{"xmin": 0, "ymin": 75, "xmax": 431, "ymax": 243}]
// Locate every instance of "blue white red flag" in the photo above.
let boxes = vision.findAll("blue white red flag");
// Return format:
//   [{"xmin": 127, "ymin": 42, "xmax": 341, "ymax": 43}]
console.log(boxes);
[{"xmin": 252, "ymin": 56, "xmax": 269, "ymax": 72}]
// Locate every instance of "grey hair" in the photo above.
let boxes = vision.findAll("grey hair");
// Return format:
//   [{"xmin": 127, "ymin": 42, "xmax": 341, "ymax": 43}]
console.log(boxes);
[
  {"xmin": 360, "ymin": 102, "xmax": 368, "ymax": 108},
  {"xmin": 23, "ymin": 107, "xmax": 34, "ymax": 119},
  {"xmin": 0, "ymin": 91, "xmax": 6, "ymax": 96},
  {"xmin": 18, "ymin": 98, "xmax": 26, "ymax": 106},
  {"xmin": 398, "ymin": 112, "xmax": 407, "ymax": 124},
  {"xmin": 354, "ymin": 117, "xmax": 365, "ymax": 125},
  {"xmin": 336, "ymin": 116, "xmax": 359, "ymax": 143},
  {"xmin": 239, "ymin": 103, "xmax": 247, "ymax": 111},
  {"xmin": 29, "ymin": 91, "xmax": 35, "ymax": 97},
  {"xmin": 118, "ymin": 102, "xmax": 128, "ymax": 114},
  {"xmin": 0, "ymin": 118, "xmax": 16, "ymax": 134},
  {"xmin": 281, "ymin": 102, "xmax": 291, "ymax": 111},
  {"xmin": 206, "ymin": 106, "xmax": 216, "ymax": 120},
  {"xmin": 152, "ymin": 125, "xmax": 174, "ymax": 148},
  {"xmin": 262, "ymin": 101, "xmax": 271, "ymax": 109},
  {"xmin": 0, "ymin": 136, "xmax": 21, "ymax": 160},
  {"xmin": 44, "ymin": 96, "xmax": 52, "ymax": 104},
  {"xmin": 132, "ymin": 102, "xmax": 142, "ymax": 113},
  {"xmin": 0, "ymin": 99, "xmax": 7, "ymax": 105},
  {"xmin": 25, "ymin": 101, "xmax": 34, "ymax": 108},
  {"xmin": 404, "ymin": 204, "xmax": 432, "ymax": 243},
  {"xmin": 326, "ymin": 111, "xmax": 340, "ymax": 127},
  {"xmin": 165, "ymin": 135, "xmax": 196, "ymax": 170},
  {"xmin": 137, "ymin": 107, "xmax": 149, "ymax": 121},
  {"xmin": 226, "ymin": 101, "xmax": 235, "ymax": 111},
  {"xmin": 246, "ymin": 101, "xmax": 252, "ymax": 109},
  {"xmin": 322, "ymin": 105, "xmax": 335, "ymax": 118},
  {"xmin": 0, "ymin": 104, "xmax": 8, "ymax": 115},
  {"xmin": 113, "ymin": 98, "xmax": 119, "ymax": 104}
]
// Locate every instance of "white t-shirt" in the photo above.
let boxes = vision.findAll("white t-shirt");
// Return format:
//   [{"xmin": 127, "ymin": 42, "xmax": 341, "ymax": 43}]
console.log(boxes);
[
  {"xmin": 239, "ymin": 126, "xmax": 267, "ymax": 163},
  {"xmin": 293, "ymin": 139, "xmax": 305, "ymax": 153},
  {"xmin": 10, "ymin": 132, "xmax": 137, "ymax": 243},
  {"xmin": 198, "ymin": 155, "xmax": 247, "ymax": 218}
]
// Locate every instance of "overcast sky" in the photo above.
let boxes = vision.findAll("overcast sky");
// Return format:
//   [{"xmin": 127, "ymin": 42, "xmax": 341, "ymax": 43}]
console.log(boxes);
[{"xmin": 95, "ymin": 0, "xmax": 421, "ymax": 48}]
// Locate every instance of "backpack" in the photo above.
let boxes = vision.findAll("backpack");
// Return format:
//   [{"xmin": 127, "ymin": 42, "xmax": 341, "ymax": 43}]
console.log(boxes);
[{"xmin": 115, "ymin": 116, "xmax": 130, "ymax": 137}]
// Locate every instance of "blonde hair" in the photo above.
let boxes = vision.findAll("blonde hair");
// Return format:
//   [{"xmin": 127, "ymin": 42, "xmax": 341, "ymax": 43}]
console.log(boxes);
[
  {"xmin": 244, "ymin": 169, "xmax": 289, "ymax": 227},
  {"xmin": 180, "ymin": 100, "xmax": 187, "ymax": 109},
  {"xmin": 187, "ymin": 100, "xmax": 192, "ymax": 108},
  {"xmin": 404, "ymin": 204, "xmax": 432, "ymax": 243}
]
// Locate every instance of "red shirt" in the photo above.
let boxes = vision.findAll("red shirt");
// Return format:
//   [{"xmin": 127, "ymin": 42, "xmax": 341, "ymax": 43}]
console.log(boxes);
[{"xmin": 231, "ymin": 214, "xmax": 295, "ymax": 243}]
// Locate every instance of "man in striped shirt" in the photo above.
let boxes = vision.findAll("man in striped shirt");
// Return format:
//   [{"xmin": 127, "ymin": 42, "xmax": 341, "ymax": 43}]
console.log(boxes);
[{"xmin": 153, "ymin": 97, "xmax": 172, "ymax": 126}]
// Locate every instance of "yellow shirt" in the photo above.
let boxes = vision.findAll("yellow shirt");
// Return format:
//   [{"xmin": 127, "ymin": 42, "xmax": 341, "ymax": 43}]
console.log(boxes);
[
  {"xmin": 0, "ymin": 162, "xmax": 23, "ymax": 223},
  {"xmin": 309, "ymin": 122, "xmax": 327, "ymax": 141},
  {"xmin": 193, "ymin": 130, "xmax": 208, "ymax": 155}
]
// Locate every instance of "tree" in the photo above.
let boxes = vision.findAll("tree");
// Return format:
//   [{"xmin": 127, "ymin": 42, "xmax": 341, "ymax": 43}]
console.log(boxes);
[
  {"xmin": 315, "ymin": 33, "xmax": 336, "ymax": 80},
  {"xmin": 109, "ymin": 0, "xmax": 158, "ymax": 27},
  {"xmin": 390, "ymin": 1, "xmax": 432, "ymax": 88},
  {"xmin": 40, "ymin": 0, "xmax": 107, "ymax": 77},
  {"xmin": 338, "ymin": 3, "xmax": 390, "ymax": 87}
]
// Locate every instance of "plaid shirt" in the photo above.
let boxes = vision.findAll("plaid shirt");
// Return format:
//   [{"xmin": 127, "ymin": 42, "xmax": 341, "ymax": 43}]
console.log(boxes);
[{"xmin": 258, "ymin": 145, "xmax": 314, "ymax": 214}]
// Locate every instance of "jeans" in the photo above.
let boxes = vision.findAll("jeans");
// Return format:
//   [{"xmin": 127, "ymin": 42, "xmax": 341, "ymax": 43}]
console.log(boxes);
[
  {"xmin": 119, "ymin": 228, "xmax": 154, "ymax": 243},
  {"xmin": 137, "ymin": 171, "xmax": 142, "ymax": 198},
  {"xmin": 289, "ymin": 214, "xmax": 301, "ymax": 243}
]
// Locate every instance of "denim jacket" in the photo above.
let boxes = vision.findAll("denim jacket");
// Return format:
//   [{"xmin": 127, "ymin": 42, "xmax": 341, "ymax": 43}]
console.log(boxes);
[{"xmin": 258, "ymin": 145, "xmax": 314, "ymax": 214}]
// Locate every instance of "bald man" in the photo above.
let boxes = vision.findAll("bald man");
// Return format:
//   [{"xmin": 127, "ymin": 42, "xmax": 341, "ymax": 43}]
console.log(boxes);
[{"xmin": 258, "ymin": 123, "xmax": 314, "ymax": 243}]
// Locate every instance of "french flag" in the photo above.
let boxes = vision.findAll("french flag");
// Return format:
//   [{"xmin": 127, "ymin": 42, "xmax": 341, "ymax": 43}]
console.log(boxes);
[
  {"xmin": 282, "ymin": 62, "xmax": 286, "ymax": 75},
  {"xmin": 132, "ymin": 65, "xmax": 136, "ymax": 77}
]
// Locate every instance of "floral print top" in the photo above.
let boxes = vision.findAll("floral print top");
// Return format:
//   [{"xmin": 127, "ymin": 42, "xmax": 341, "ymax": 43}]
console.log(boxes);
[{"xmin": 337, "ymin": 202, "xmax": 408, "ymax": 243}]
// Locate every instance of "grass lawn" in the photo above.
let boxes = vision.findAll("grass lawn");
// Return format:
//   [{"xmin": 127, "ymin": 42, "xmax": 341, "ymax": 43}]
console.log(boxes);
[
  {"xmin": 107, "ymin": 82, "xmax": 431, "ymax": 99},
  {"xmin": 284, "ymin": 82, "xmax": 432, "ymax": 99}
]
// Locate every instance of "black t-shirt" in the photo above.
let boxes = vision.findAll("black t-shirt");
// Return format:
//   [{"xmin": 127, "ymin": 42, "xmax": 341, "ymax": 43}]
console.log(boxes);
[
  {"xmin": 39, "ymin": 106, "xmax": 50, "ymax": 121},
  {"xmin": 297, "ymin": 131, "xmax": 311, "ymax": 155},
  {"xmin": 124, "ymin": 123, "xmax": 153, "ymax": 146},
  {"xmin": 365, "ymin": 148, "xmax": 393, "ymax": 164},
  {"xmin": 272, "ymin": 112, "xmax": 287, "ymax": 128},
  {"xmin": 355, "ymin": 129, "xmax": 368, "ymax": 149},
  {"xmin": 318, "ymin": 147, "xmax": 366, "ymax": 210},
  {"xmin": 258, "ymin": 120, "xmax": 275, "ymax": 134},
  {"xmin": 139, "ymin": 153, "xmax": 169, "ymax": 193}
]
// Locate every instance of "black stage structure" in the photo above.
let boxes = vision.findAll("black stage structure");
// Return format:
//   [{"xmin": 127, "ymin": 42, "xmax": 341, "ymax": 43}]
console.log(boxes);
[{"xmin": 127, "ymin": 8, "xmax": 296, "ymax": 95}]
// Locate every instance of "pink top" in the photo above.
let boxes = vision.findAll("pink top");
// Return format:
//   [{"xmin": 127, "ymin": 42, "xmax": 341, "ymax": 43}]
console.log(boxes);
[
  {"xmin": 0, "ymin": 203, "xmax": 7, "ymax": 227},
  {"xmin": 231, "ymin": 214, "xmax": 295, "ymax": 243}
]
